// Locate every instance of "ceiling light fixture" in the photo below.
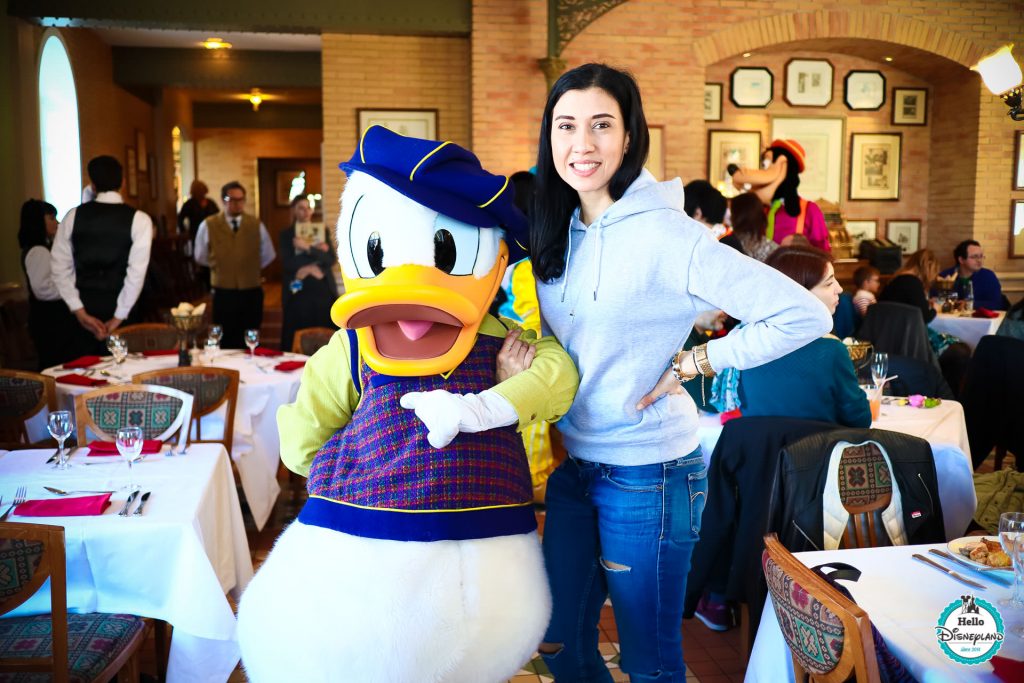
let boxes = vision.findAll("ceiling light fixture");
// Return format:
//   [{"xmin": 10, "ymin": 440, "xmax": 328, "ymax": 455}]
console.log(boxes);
[
  {"xmin": 884, "ymin": 56, "xmax": 893, "ymax": 62},
  {"xmin": 742, "ymin": 52, "xmax": 752, "ymax": 58},
  {"xmin": 972, "ymin": 44, "xmax": 1024, "ymax": 121},
  {"xmin": 202, "ymin": 37, "xmax": 232, "ymax": 50},
  {"xmin": 248, "ymin": 88, "xmax": 264, "ymax": 112}
]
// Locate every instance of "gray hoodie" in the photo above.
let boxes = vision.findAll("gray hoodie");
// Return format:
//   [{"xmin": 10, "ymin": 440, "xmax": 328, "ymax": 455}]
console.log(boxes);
[{"xmin": 536, "ymin": 170, "xmax": 832, "ymax": 466}]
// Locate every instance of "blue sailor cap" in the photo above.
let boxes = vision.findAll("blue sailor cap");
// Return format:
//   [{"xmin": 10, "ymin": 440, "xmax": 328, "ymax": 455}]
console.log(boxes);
[{"xmin": 340, "ymin": 125, "xmax": 528, "ymax": 262}]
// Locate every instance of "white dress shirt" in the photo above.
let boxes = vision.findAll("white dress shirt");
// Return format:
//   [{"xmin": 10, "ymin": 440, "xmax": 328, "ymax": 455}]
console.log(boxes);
[
  {"xmin": 50, "ymin": 191, "xmax": 154, "ymax": 320},
  {"xmin": 23, "ymin": 245, "xmax": 62, "ymax": 301},
  {"xmin": 193, "ymin": 214, "xmax": 277, "ymax": 269}
]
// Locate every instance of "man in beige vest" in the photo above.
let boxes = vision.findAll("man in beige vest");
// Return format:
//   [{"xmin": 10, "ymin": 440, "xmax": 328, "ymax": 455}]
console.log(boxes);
[{"xmin": 194, "ymin": 181, "xmax": 276, "ymax": 348}]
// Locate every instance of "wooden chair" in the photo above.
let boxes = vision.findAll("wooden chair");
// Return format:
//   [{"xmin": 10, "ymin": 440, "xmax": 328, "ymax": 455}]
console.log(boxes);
[
  {"xmin": 0, "ymin": 522, "xmax": 147, "ymax": 682},
  {"xmin": 132, "ymin": 367, "xmax": 239, "ymax": 453},
  {"xmin": 115, "ymin": 323, "xmax": 178, "ymax": 353},
  {"xmin": 0, "ymin": 369, "xmax": 57, "ymax": 449},
  {"xmin": 836, "ymin": 442, "xmax": 894, "ymax": 548},
  {"xmin": 74, "ymin": 384, "xmax": 193, "ymax": 448},
  {"xmin": 291, "ymin": 326, "xmax": 337, "ymax": 355},
  {"xmin": 762, "ymin": 533, "xmax": 880, "ymax": 682}
]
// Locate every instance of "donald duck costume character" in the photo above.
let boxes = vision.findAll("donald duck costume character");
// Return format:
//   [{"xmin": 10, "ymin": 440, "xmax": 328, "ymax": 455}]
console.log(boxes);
[{"xmin": 237, "ymin": 126, "xmax": 578, "ymax": 682}]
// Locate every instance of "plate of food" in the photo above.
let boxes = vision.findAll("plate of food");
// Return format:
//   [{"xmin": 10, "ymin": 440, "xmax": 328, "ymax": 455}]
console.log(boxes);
[{"xmin": 947, "ymin": 536, "xmax": 1014, "ymax": 577}]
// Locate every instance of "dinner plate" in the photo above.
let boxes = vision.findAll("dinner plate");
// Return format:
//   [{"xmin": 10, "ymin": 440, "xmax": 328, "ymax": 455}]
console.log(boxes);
[{"xmin": 947, "ymin": 536, "xmax": 1015, "ymax": 578}]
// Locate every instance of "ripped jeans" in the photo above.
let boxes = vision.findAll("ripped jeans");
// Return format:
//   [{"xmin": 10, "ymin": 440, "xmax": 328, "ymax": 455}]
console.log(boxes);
[{"xmin": 540, "ymin": 450, "xmax": 707, "ymax": 683}]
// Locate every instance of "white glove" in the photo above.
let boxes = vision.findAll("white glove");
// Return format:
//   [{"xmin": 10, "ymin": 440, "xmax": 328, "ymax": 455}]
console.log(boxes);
[{"xmin": 399, "ymin": 389, "xmax": 519, "ymax": 449}]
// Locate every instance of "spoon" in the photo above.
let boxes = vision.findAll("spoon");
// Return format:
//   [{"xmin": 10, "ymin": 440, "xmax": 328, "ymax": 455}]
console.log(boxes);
[{"xmin": 43, "ymin": 485, "xmax": 114, "ymax": 496}]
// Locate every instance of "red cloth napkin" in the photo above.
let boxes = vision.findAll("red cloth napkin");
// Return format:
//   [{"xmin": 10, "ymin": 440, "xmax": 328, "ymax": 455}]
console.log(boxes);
[
  {"xmin": 56, "ymin": 374, "xmax": 108, "ymax": 387},
  {"xmin": 14, "ymin": 493, "xmax": 112, "ymax": 517},
  {"xmin": 142, "ymin": 348, "xmax": 179, "ymax": 356},
  {"xmin": 720, "ymin": 408, "xmax": 743, "ymax": 425},
  {"xmin": 87, "ymin": 440, "xmax": 163, "ymax": 456},
  {"xmin": 972, "ymin": 307, "xmax": 999, "ymax": 318},
  {"xmin": 274, "ymin": 360, "xmax": 306, "ymax": 372},
  {"xmin": 254, "ymin": 347, "xmax": 284, "ymax": 357},
  {"xmin": 991, "ymin": 655, "xmax": 1024, "ymax": 682},
  {"xmin": 63, "ymin": 355, "xmax": 101, "ymax": 369}
]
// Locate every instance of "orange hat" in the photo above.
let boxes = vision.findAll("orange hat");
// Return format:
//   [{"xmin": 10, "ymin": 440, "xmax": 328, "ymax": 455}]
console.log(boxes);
[{"xmin": 769, "ymin": 139, "xmax": 806, "ymax": 173}]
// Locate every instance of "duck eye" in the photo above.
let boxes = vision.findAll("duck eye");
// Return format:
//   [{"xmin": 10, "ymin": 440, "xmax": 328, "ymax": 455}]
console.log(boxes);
[
  {"xmin": 434, "ymin": 229, "xmax": 456, "ymax": 274},
  {"xmin": 367, "ymin": 231, "xmax": 384, "ymax": 275}
]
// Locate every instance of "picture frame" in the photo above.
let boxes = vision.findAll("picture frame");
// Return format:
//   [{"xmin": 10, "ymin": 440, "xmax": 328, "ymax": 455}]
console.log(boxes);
[
  {"xmin": 1014, "ymin": 131, "xmax": 1024, "ymax": 191},
  {"xmin": 892, "ymin": 88, "xmax": 928, "ymax": 126},
  {"xmin": 784, "ymin": 59, "xmax": 834, "ymax": 107},
  {"xmin": 770, "ymin": 117, "xmax": 844, "ymax": 204},
  {"xmin": 275, "ymin": 169, "xmax": 306, "ymax": 207},
  {"xmin": 357, "ymin": 108, "xmax": 438, "ymax": 140},
  {"xmin": 645, "ymin": 125, "xmax": 665, "ymax": 180},
  {"xmin": 844, "ymin": 70, "xmax": 886, "ymax": 110},
  {"xmin": 148, "ymin": 154, "xmax": 157, "ymax": 200},
  {"xmin": 707, "ymin": 130, "xmax": 762, "ymax": 198},
  {"xmin": 295, "ymin": 221, "xmax": 327, "ymax": 245},
  {"xmin": 125, "ymin": 146, "xmax": 138, "ymax": 198},
  {"xmin": 887, "ymin": 219, "xmax": 920, "ymax": 254},
  {"xmin": 729, "ymin": 67, "xmax": 773, "ymax": 108},
  {"xmin": 704, "ymin": 83, "xmax": 722, "ymax": 121},
  {"xmin": 1012, "ymin": 200, "xmax": 1024, "ymax": 259},
  {"xmin": 845, "ymin": 220, "xmax": 877, "ymax": 245},
  {"xmin": 849, "ymin": 133, "xmax": 902, "ymax": 201},
  {"xmin": 136, "ymin": 129, "xmax": 147, "ymax": 172}
]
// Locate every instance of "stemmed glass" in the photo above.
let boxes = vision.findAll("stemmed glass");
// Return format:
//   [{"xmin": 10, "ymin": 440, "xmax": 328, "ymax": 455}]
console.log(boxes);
[
  {"xmin": 116, "ymin": 426, "xmax": 144, "ymax": 493},
  {"xmin": 106, "ymin": 335, "xmax": 128, "ymax": 365},
  {"xmin": 47, "ymin": 410, "xmax": 73, "ymax": 470},
  {"xmin": 999, "ymin": 512, "xmax": 1024, "ymax": 637},
  {"xmin": 205, "ymin": 325, "xmax": 223, "ymax": 362},
  {"xmin": 871, "ymin": 352, "xmax": 889, "ymax": 388},
  {"xmin": 245, "ymin": 328, "xmax": 260, "ymax": 361}
]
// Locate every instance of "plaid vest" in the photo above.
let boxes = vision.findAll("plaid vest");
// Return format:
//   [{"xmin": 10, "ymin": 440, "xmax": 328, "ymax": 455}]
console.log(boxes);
[{"xmin": 300, "ymin": 334, "xmax": 536, "ymax": 542}]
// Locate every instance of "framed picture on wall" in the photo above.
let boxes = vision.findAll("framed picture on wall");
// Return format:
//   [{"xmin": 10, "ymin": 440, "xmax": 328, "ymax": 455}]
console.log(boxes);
[
  {"xmin": 125, "ymin": 146, "xmax": 138, "ymax": 198},
  {"xmin": 849, "ymin": 133, "xmax": 902, "ymax": 200},
  {"xmin": 1012, "ymin": 200, "xmax": 1024, "ymax": 259},
  {"xmin": 136, "ymin": 129, "xmax": 147, "ymax": 172},
  {"xmin": 784, "ymin": 59, "xmax": 834, "ymax": 107},
  {"xmin": 704, "ymin": 83, "xmax": 722, "ymax": 121},
  {"xmin": 845, "ymin": 220, "xmax": 877, "ymax": 245},
  {"xmin": 357, "ymin": 109, "xmax": 438, "ymax": 139},
  {"xmin": 729, "ymin": 67, "xmax": 773, "ymax": 108},
  {"xmin": 770, "ymin": 117, "xmax": 844, "ymax": 204},
  {"xmin": 1015, "ymin": 131, "xmax": 1024, "ymax": 190},
  {"xmin": 844, "ymin": 71, "xmax": 886, "ymax": 110},
  {"xmin": 707, "ymin": 130, "xmax": 761, "ymax": 198},
  {"xmin": 646, "ymin": 125, "xmax": 665, "ymax": 180},
  {"xmin": 887, "ymin": 219, "xmax": 920, "ymax": 254},
  {"xmin": 892, "ymin": 88, "xmax": 928, "ymax": 125}
]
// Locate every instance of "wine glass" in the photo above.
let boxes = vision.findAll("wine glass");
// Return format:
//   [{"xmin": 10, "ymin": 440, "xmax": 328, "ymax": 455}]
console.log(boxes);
[
  {"xmin": 245, "ymin": 328, "xmax": 260, "ymax": 361},
  {"xmin": 116, "ymin": 426, "xmax": 144, "ymax": 493},
  {"xmin": 999, "ymin": 512, "xmax": 1024, "ymax": 637},
  {"xmin": 871, "ymin": 352, "xmax": 889, "ymax": 389},
  {"xmin": 106, "ymin": 335, "xmax": 128, "ymax": 365},
  {"xmin": 47, "ymin": 410, "xmax": 73, "ymax": 470},
  {"xmin": 207, "ymin": 325, "xmax": 223, "ymax": 349}
]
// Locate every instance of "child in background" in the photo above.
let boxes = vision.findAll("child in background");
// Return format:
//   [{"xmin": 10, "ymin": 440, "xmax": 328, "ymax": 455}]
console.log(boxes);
[{"xmin": 853, "ymin": 265, "xmax": 881, "ymax": 316}]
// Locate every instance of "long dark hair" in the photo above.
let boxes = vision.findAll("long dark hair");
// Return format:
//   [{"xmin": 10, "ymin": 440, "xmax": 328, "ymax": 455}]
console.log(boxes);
[
  {"xmin": 19, "ymin": 199, "xmax": 57, "ymax": 255},
  {"xmin": 764, "ymin": 245, "xmax": 833, "ymax": 291},
  {"xmin": 730, "ymin": 192, "xmax": 767, "ymax": 239},
  {"xmin": 531, "ymin": 64, "xmax": 649, "ymax": 282}
]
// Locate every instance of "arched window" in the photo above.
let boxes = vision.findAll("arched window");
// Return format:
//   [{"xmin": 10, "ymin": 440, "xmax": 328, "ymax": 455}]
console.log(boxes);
[{"xmin": 38, "ymin": 33, "xmax": 81, "ymax": 218}]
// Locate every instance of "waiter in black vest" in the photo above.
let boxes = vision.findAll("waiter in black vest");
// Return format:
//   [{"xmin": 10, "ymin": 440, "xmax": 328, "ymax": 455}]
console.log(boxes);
[{"xmin": 51, "ymin": 155, "xmax": 153, "ymax": 358}]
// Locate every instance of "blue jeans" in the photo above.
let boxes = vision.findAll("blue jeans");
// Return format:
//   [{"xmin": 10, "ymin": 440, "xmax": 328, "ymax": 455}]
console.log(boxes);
[{"xmin": 540, "ymin": 450, "xmax": 707, "ymax": 683}]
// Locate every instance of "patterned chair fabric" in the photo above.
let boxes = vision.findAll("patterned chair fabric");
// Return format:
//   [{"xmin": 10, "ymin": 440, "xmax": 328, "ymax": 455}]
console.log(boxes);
[
  {"xmin": 295, "ymin": 327, "xmax": 336, "ymax": 356},
  {"xmin": 0, "ymin": 539, "xmax": 44, "ymax": 602},
  {"xmin": 762, "ymin": 550, "xmax": 845, "ymax": 675},
  {"xmin": 142, "ymin": 372, "xmax": 229, "ymax": 414},
  {"xmin": 85, "ymin": 391, "xmax": 183, "ymax": 441},
  {"xmin": 837, "ymin": 443, "xmax": 892, "ymax": 508},
  {"xmin": 0, "ymin": 377, "xmax": 43, "ymax": 420},
  {"xmin": 119, "ymin": 325, "xmax": 178, "ymax": 353},
  {"xmin": 0, "ymin": 612, "xmax": 145, "ymax": 683}
]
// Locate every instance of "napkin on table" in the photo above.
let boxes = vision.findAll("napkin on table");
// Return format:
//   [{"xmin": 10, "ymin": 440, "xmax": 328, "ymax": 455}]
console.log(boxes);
[
  {"xmin": 142, "ymin": 348, "xmax": 179, "ymax": 356},
  {"xmin": 14, "ymin": 493, "xmax": 112, "ymax": 517},
  {"xmin": 972, "ymin": 308, "xmax": 999, "ymax": 318},
  {"xmin": 63, "ymin": 355, "xmax": 101, "ymax": 369},
  {"xmin": 87, "ymin": 440, "xmax": 163, "ymax": 455},
  {"xmin": 56, "ymin": 374, "xmax": 108, "ymax": 387},
  {"xmin": 254, "ymin": 347, "xmax": 284, "ymax": 357},
  {"xmin": 274, "ymin": 360, "xmax": 306, "ymax": 372},
  {"xmin": 991, "ymin": 655, "xmax": 1024, "ymax": 682}
]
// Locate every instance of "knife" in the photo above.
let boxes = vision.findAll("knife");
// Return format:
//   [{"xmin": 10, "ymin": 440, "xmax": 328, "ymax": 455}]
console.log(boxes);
[
  {"xmin": 912, "ymin": 553, "xmax": 986, "ymax": 589},
  {"xmin": 45, "ymin": 448, "xmax": 61, "ymax": 464},
  {"xmin": 118, "ymin": 490, "xmax": 139, "ymax": 517},
  {"xmin": 132, "ymin": 491, "xmax": 152, "ymax": 516},
  {"xmin": 928, "ymin": 549, "xmax": 1012, "ymax": 585}
]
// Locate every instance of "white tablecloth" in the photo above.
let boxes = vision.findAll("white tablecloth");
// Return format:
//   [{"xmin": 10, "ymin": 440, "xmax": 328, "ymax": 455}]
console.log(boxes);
[
  {"xmin": 37, "ymin": 351, "xmax": 305, "ymax": 530},
  {"xmin": 698, "ymin": 399, "xmax": 976, "ymax": 538},
  {"xmin": 748, "ymin": 543, "xmax": 1024, "ymax": 682},
  {"xmin": 0, "ymin": 444, "xmax": 253, "ymax": 682},
  {"xmin": 929, "ymin": 312, "xmax": 1005, "ymax": 351}
]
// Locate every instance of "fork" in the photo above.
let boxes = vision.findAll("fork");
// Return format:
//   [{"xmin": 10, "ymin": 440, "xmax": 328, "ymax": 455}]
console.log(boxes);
[{"xmin": 1, "ymin": 486, "xmax": 27, "ymax": 520}]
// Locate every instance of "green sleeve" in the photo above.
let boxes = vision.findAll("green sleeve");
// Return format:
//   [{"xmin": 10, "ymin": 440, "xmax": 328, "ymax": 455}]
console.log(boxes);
[
  {"xmin": 831, "ymin": 340, "xmax": 872, "ymax": 428},
  {"xmin": 489, "ymin": 321, "xmax": 579, "ymax": 429},
  {"xmin": 277, "ymin": 331, "xmax": 360, "ymax": 477}
]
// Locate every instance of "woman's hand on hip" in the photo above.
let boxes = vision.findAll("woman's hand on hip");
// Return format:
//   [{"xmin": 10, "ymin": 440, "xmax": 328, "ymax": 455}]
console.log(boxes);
[{"xmin": 635, "ymin": 367, "xmax": 683, "ymax": 411}]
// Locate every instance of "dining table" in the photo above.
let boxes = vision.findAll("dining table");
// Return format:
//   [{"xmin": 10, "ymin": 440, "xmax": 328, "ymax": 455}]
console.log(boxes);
[
  {"xmin": 35, "ymin": 349, "xmax": 307, "ymax": 530},
  {"xmin": 929, "ymin": 311, "xmax": 1006, "ymax": 351},
  {"xmin": 0, "ymin": 443, "xmax": 253, "ymax": 682},
  {"xmin": 747, "ymin": 543, "xmax": 1024, "ymax": 682},
  {"xmin": 698, "ymin": 398, "xmax": 976, "ymax": 539}
]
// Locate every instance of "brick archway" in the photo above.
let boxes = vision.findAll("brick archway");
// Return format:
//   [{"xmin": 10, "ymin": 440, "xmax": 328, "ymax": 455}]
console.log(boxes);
[{"xmin": 691, "ymin": 9, "xmax": 990, "ymax": 69}]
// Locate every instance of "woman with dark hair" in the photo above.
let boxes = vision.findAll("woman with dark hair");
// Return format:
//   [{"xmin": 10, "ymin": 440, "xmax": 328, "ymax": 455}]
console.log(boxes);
[
  {"xmin": 279, "ymin": 195, "xmax": 337, "ymax": 351},
  {"xmin": 879, "ymin": 248, "xmax": 939, "ymax": 323},
  {"xmin": 738, "ymin": 246, "xmax": 871, "ymax": 427},
  {"xmin": 177, "ymin": 179, "xmax": 219, "ymax": 239},
  {"xmin": 730, "ymin": 191, "xmax": 777, "ymax": 262},
  {"xmin": 529, "ymin": 63, "xmax": 832, "ymax": 681},
  {"xmin": 19, "ymin": 199, "xmax": 76, "ymax": 368}
]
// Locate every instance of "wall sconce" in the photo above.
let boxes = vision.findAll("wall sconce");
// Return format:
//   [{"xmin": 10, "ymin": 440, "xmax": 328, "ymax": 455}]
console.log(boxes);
[
  {"xmin": 202, "ymin": 37, "xmax": 232, "ymax": 50},
  {"xmin": 248, "ymin": 89, "xmax": 263, "ymax": 112},
  {"xmin": 972, "ymin": 44, "xmax": 1023, "ymax": 121}
]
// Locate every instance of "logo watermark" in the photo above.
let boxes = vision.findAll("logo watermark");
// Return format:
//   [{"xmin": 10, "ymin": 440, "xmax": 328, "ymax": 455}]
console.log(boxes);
[{"xmin": 935, "ymin": 595, "xmax": 1004, "ymax": 664}]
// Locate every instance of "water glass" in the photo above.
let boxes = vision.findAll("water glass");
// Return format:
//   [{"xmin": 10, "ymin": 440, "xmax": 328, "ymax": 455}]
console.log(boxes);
[
  {"xmin": 116, "ymin": 426, "xmax": 144, "ymax": 493},
  {"xmin": 208, "ymin": 325, "xmax": 223, "ymax": 347},
  {"xmin": 245, "ymin": 328, "xmax": 260, "ymax": 360},
  {"xmin": 47, "ymin": 410, "xmax": 73, "ymax": 470},
  {"xmin": 871, "ymin": 352, "xmax": 889, "ymax": 388},
  {"xmin": 106, "ymin": 335, "xmax": 128, "ymax": 364}
]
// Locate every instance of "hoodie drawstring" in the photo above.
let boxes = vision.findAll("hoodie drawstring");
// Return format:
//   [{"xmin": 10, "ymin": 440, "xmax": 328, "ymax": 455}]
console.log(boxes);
[
  {"xmin": 592, "ymin": 222, "xmax": 603, "ymax": 301},
  {"xmin": 559, "ymin": 227, "xmax": 574, "ymax": 303}
]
